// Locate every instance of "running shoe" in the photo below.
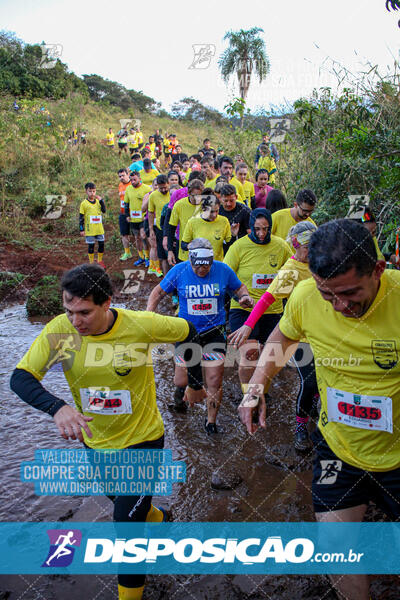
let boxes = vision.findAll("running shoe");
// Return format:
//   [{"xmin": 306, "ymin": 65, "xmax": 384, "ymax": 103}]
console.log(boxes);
[
  {"xmin": 155, "ymin": 268, "xmax": 163, "ymax": 278},
  {"xmin": 97, "ymin": 260, "xmax": 106, "ymax": 270},
  {"xmin": 294, "ymin": 427, "xmax": 311, "ymax": 451},
  {"xmin": 171, "ymin": 294, "xmax": 179, "ymax": 305},
  {"xmin": 134, "ymin": 258, "xmax": 145, "ymax": 266},
  {"xmin": 119, "ymin": 252, "xmax": 132, "ymax": 261},
  {"xmin": 204, "ymin": 418, "xmax": 218, "ymax": 435},
  {"xmin": 144, "ymin": 259, "xmax": 150, "ymax": 267},
  {"xmin": 158, "ymin": 506, "xmax": 173, "ymax": 522},
  {"xmin": 147, "ymin": 267, "xmax": 157, "ymax": 275},
  {"xmin": 168, "ymin": 386, "xmax": 187, "ymax": 413}
]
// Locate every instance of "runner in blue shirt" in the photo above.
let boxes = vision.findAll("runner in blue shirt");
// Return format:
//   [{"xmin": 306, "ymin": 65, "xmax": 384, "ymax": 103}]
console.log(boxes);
[{"xmin": 147, "ymin": 238, "xmax": 253, "ymax": 433}]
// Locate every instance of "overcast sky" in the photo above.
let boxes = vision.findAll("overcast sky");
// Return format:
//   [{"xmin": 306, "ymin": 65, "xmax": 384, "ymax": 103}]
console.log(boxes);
[{"xmin": 1, "ymin": 0, "xmax": 399, "ymax": 113}]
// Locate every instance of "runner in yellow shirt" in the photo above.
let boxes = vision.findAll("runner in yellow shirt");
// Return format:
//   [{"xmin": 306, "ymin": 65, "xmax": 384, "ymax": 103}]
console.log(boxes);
[
  {"xmin": 271, "ymin": 189, "xmax": 317, "ymax": 250},
  {"xmin": 117, "ymin": 168, "xmax": 132, "ymax": 261},
  {"xmin": 235, "ymin": 162, "xmax": 255, "ymax": 207},
  {"xmin": 124, "ymin": 172, "xmax": 151, "ymax": 266},
  {"xmin": 229, "ymin": 221, "xmax": 318, "ymax": 450},
  {"xmin": 10, "ymin": 263, "xmax": 206, "ymax": 600},
  {"xmin": 148, "ymin": 174, "xmax": 170, "ymax": 275},
  {"xmin": 139, "ymin": 158, "xmax": 159, "ymax": 186},
  {"xmin": 218, "ymin": 155, "xmax": 245, "ymax": 202},
  {"xmin": 126, "ymin": 128, "xmax": 137, "ymax": 158},
  {"xmin": 224, "ymin": 208, "xmax": 291, "ymax": 392},
  {"xmin": 239, "ymin": 219, "xmax": 400, "ymax": 600},
  {"xmin": 79, "ymin": 182, "xmax": 106, "ymax": 268},
  {"xmin": 181, "ymin": 193, "xmax": 231, "ymax": 262},
  {"xmin": 257, "ymin": 144, "xmax": 277, "ymax": 184},
  {"xmin": 167, "ymin": 178, "xmax": 204, "ymax": 263},
  {"xmin": 105, "ymin": 127, "xmax": 114, "ymax": 149}
]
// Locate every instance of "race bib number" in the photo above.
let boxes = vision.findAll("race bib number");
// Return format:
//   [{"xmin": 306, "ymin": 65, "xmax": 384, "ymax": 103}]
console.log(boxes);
[
  {"xmin": 80, "ymin": 388, "xmax": 132, "ymax": 415},
  {"xmin": 90, "ymin": 215, "xmax": 102, "ymax": 224},
  {"xmin": 130, "ymin": 209, "xmax": 142, "ymax": 219},
  {"xmin": 187, "ymin": 298, "xmax": 217, "ymax": 316},
  {"xmin": 326, "ymin": 387, "xmax": 392, "ymax": 433},
  {"xmin": 120, "ymin": 199, "xmax": 125, "ymax": 209},
  {"xmin": 252, "ymin": 273, "xmax": 276, "ymax": 289}
]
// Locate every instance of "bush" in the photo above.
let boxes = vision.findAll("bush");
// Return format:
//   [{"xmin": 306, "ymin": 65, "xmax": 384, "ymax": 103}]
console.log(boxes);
[
  {"xmin": 26, "ymin": 275, "xmax": 63, "ymax": 316},
  {"xmin": 0, "ymin": 271, "xmax": 25, "ymax": 301}
]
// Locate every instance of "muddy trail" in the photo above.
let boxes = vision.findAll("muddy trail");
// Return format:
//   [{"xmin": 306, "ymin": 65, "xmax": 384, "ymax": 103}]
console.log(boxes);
[{"xmin": 0, "ymin": 243, "xmax": 398, "ymax": 599}]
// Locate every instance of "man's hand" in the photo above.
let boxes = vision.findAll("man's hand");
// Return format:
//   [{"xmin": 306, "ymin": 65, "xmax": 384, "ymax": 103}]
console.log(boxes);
[
  {"xmin": 389, "ymin": 254, "xmax": 400, "ymax": 269},
  {"xmin": 184, "ymin": 386, "xmax": 207, "ymax": 407},
  {"xmin": 228, "ymin": 324, "xmax": 252, "ymax": 347},
  {"xmin": 231, "ymin": 222, "xmax": 240, "ymax": 237},
  {"xmin": 238, "ymin": 295, "xmax": 254, "ymax": 309},
  {"xmin": 53, "ymin": 405, "xmax": 93, "ymax": 443},
  {"xmin": 80, "ymin": 231, "xmax": 85, "ymax": 237},
  {"xmin": 168, "ymin": 250, "xmax": 176, "ymax": 266},
  {"xmin": 126, "ymin": 217, "xmax": 131, "ymax": 222},
  {"xmin": 238, "ymin": 389, "xmax": 266, "ymax": 435}
]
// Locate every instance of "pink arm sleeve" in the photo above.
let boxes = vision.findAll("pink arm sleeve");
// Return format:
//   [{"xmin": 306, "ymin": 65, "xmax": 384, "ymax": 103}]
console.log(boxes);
[{"xmin": 244, "ymin": 292, "xmax": 276, "ymax": 329}]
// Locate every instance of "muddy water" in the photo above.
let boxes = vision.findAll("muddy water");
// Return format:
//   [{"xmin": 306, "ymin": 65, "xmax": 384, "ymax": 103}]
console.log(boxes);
[{"xmin": 0, "ymin": 299, "xmax": 397, "ymax": 599}]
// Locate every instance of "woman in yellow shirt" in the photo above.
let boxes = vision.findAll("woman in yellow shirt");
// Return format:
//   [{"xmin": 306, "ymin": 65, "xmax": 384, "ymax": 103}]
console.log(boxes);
[{"xmin": 181, "ymin": 192, "xmax": 231, "ymax": 262}]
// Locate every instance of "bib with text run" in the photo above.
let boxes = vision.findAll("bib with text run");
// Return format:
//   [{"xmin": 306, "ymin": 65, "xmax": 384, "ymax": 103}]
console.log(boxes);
[
  {"xmin": 187, "ymin": 298, "xmax": 217, "ymax": 316},
  {"xmin": 326, "ymin": 387, "xmax": 392, "ymax": 433}
]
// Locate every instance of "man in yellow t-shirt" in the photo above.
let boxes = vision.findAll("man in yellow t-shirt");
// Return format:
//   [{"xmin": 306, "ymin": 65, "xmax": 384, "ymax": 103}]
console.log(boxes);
[
  {"xmin": 235, "ymin": 162, "xmax": 255, "ymax": 207},
  {"xmin": 105, "ymin": 127, "xmax": 114, "ymax": 148},
  {"xmin": 257, "ymin": 144, "xmax": 277, "ymax": 184},
  {"xmin": 239, "ymin": 219, "xmax": 400, "ymax": 600},
  {"xmin": 139, "ymin": 158, "xmax": 159, "ymax": 186},
  {"xmin": 218, "ymin": 155, "xmax": 245, "ymax": 203},
  {"xmin": 79, "ymin": 182, "xmax": 106, "ymax": 267},
  {"xmin": 148, "ymin": 174, "xmax": 170, "ymax": 275},
  {"xmin": 168, "ymin": 178, "xmax": 204, "ymax": 263},
  {"xmin": 10, "ymin": 264, "xmax": 205, "ymax": 600},
  {"xmin": 181, "ymin": 193, "xmax": 231, "ymax": 262},
  {"xmin": 271, "ymin": 189, "xmax": 317, "ymax": 250},
  {"xmin": 124, "ymin": 171, "xmax": 151, "ymax": 267}
]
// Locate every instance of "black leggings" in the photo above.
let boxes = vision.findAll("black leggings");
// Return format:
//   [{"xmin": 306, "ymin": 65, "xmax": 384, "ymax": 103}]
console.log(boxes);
[
  {"xmin": 292, "ymin": 345, "xmax": 318, "ymax": 419},
  {"xmin": 88, "ymin": 241, "xmax": 104, "ymax": 254},
  {"xmin": 86, "ymin": 436, "xmax": 164, "ymax": 590}
]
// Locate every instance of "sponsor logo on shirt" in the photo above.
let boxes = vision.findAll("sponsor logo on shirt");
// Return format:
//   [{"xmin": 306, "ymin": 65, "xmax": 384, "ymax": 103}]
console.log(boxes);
[{"xmin": 371, "ymin": 340, "xmax": 398, "ymax": 370}]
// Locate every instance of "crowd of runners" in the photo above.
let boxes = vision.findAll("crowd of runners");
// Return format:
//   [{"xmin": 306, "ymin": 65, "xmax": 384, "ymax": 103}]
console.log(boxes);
[{"xmin": 10, "ymin": 129, "xmax": 400, "ymax": 600}]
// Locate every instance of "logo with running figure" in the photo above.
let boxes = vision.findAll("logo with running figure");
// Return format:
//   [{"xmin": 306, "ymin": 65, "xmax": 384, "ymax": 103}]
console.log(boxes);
[
  {"xmin": 188, "ymin": 44, "xmax": 216, "ymax": 70},
  {"xmin": 371, "ymin": 340, "xmax": 398, "ymax": 370},
  {"xmin": 42, "ymin": 529, "xmax": 82, "ymax": 567},
  {"xmin": 317, "ymin": 460, "xmax": 342, "ymax": 484}
]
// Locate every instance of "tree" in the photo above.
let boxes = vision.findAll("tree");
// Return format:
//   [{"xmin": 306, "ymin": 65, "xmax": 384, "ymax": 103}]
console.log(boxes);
[{"xmin": 218, "ymin": 28, "xmax": 270, "ymax": 125}]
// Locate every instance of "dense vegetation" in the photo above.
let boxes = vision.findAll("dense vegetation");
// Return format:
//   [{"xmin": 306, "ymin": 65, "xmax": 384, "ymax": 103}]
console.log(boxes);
[{"xmin": 0, "ymin": 30, "xmax": 399, "ymax": 256}]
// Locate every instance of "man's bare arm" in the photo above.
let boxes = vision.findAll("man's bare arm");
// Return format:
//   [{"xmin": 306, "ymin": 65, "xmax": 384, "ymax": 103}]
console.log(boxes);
[{"xmin": 238, "ymin": 325, "xmax": 299, "ymax": 434}]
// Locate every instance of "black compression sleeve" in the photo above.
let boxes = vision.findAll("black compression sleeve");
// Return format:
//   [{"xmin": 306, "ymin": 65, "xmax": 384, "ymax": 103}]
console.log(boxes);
[
  {"xmin": 79, "ymin": 214, "xmax": 84, "ymax": 231},
  {"xmin": 100, "ymin": 199, "xmax": 106, "ymax": 213},
  {"xmin": 181, "ymin": 321, "xmax": 203, "ymax": 390},
  {"xmin": 180, "ymin": 240, "xmax": 189, "ymax": 252},
  {"xmin": 10, "ymin": 368, "xmax": 67, "ymax": 416},
  {"xmin": 124, "ymin": 202, "xmax": 129, "ymax": 217},
  {"xmin": 163, "ymin": 208, "xmax": 172, "ymax": 237},
  {"xmin": 167, "ymin": 224, "xmax": 177, "ymax": 251}
]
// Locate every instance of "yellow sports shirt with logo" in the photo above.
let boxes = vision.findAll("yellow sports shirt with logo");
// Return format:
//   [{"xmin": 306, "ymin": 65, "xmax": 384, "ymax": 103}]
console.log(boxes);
[
  {"xmin": 224, "ymin": 235, "xmax": 291, "ymax": 312},
  {"xmin": 125, "ymin": 183, "xmax": 151, "ymax": 223},
  {"xmin": 182, "ymin": 215, "xmax": 231, "ymax": 262},
  {"xmin": 169, "ymin": 197, "xmax": 202, "ymax": 261},
  {"xmin": 279, "ymin": 271, "xmax": 400, "ymax": 471},
  {"xmin": 79, "ymin": 199, "xmax": 104, "ymax": 236},
  {"xmin": 148, "ymin": 190, "xmax": 170, "ymax": 228},
  {"xmin": 139, "ymin": 169, "xmax": 159, "ymax": 186},
  {"xmin": 17, "ymin": 310, "xmax": 190, "ymax": 449},
  {"xmin": 271, "ymin": 209, "xmax": 317, "ymax": 250}
]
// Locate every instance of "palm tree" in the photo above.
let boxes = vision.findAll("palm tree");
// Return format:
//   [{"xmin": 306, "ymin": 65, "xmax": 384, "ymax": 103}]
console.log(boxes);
[{"xmin": 219, "ymin": 28, "xmax": 270, "ymax": 124}]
